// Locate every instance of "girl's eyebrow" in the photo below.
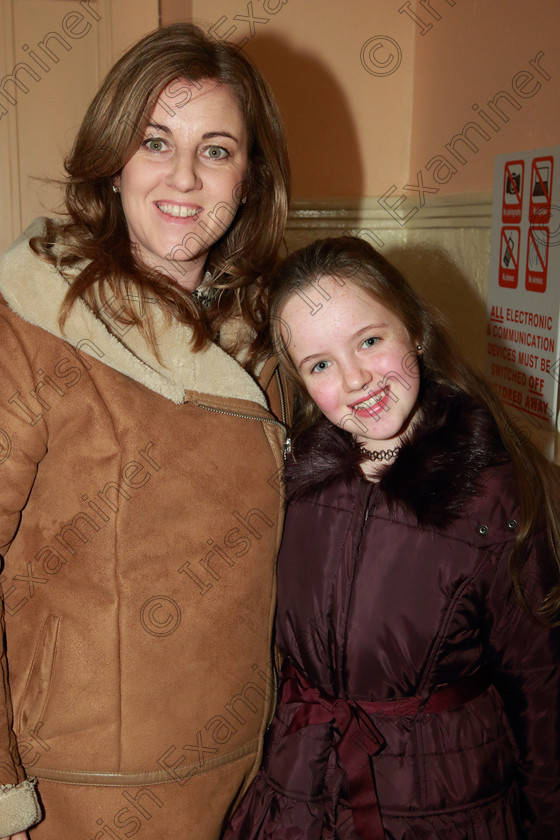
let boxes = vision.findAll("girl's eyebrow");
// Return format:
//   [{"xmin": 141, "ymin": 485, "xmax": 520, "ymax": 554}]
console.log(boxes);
[
  {"xmin": 356, "ymin": 322, "xmax": 388, "ymax": 334},
  {"xmin": 297, "ymin": 352, "xmax": 325, "ymax": 369}
]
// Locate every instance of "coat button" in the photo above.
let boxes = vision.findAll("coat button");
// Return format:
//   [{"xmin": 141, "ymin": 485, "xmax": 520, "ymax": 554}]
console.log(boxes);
[
  {"xmin": 477, "ymin": 524, "xmax": 489, "ymax": 536},
  {"xmin": 507, "ymin": 519, "xmax": 518, "ymax": 530}
]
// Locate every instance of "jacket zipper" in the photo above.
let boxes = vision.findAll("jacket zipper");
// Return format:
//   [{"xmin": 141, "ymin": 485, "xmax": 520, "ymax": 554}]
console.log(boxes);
[
  {"xmin": 195, "ymin": 400, "xmax": 285, "ymax": 432},
  {"xmin": 194, "ymin": 399, "xmax": 291, "ymax": 461},
  {"xmin": 275, "ymin": 368, "xmax": 291, "ymax": 457},
  {"xmin": 193, "ymin": 368, "xmax": 291, "ymax": 457}
]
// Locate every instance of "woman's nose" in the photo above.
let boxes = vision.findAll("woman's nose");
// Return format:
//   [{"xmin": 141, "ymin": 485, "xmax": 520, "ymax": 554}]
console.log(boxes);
[{"xmin": 166, "ymin": 151, "xmax": 202, "ymax": 192}]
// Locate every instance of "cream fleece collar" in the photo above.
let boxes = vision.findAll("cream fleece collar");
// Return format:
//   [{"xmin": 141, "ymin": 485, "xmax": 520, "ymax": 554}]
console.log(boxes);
[{"xmin": 0, "ymin": 219, "xmax": 268, "ymax": 408}]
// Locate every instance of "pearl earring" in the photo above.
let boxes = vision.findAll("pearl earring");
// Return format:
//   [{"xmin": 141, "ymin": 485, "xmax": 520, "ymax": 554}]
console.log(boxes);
[{"xmin": 112, "ymin": 184, "xmax": 119, "ymax": 194}]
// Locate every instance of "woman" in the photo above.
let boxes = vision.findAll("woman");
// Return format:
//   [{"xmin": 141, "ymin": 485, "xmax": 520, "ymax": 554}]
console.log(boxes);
[
  {"xmin": 0, "ymin": 23, "xmax": 289, "ymax": 840},
  {"xmin": 224, "ymin": 236, "xmax": 560, "ymax": 839}
]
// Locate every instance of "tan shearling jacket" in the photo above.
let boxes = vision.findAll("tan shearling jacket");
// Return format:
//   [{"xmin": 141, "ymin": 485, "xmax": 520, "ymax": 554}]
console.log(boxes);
[{"xmin": 0, "ymin": 220, "xmax": 287, "ymax": 839}]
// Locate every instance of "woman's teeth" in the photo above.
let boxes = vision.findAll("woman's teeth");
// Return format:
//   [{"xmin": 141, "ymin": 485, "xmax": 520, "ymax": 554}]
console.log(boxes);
[{"xmin": 157, "ymin": 203, "xmax": 199, "ymax": 218}]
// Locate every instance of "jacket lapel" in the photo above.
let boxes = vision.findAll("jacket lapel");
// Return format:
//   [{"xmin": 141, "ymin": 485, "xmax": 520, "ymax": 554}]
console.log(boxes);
[{"xmin": 0, "ymin": 219, "xmax": 268, "ymax": 408}]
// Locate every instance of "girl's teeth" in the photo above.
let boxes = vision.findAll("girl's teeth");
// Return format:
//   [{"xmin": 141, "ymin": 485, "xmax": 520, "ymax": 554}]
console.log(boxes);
[
  {"xmin": 355, "ymin": 392, "xmax": 385, "ymax": 410},
  {"xmin": 157, "ymin": 203, "xmax": 199, "ymax": 218}
]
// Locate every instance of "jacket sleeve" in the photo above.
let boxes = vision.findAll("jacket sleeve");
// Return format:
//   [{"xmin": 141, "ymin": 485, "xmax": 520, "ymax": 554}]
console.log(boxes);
[
  {"xmin": 485, "ymin": 530, "xmax": 560, "ymax": 839},
  {"xmin": 0, "ymin": 308, "xmax": 48, "ymax": 832}
]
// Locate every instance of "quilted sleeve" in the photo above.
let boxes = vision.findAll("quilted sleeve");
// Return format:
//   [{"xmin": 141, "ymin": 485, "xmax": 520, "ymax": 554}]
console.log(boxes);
[{"xmin": 485, "ymin": 528, "xmax": 560, "ymax": 839}]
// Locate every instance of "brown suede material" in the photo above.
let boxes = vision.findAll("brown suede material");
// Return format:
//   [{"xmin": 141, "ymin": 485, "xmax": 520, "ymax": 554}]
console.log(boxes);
[
  {"xmin": 0, "ymin": 223, "xmax": 286, "ymax": 837},
  {"xmin": 31, "ymin": 757, "xmax": 257, "ymax": 839}
]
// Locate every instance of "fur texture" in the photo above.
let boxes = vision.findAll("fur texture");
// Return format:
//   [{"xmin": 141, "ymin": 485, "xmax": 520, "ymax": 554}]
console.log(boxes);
[
  {"xmin": 0, "ymin": 219, "xmax": 268, "ymax": 407},
  {"xmin": 286, "ymin": 383, "xmax": 507, "ymax": 529}
]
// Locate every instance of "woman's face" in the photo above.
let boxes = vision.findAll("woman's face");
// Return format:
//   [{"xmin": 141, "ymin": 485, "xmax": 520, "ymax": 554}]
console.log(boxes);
[
  {"xmin": 280, "ymin": 276, "xmax": 422, "ymax": 451},
  {"xmin": 115, "ymin": 78, "xmax": 249, "ymax": 290}
]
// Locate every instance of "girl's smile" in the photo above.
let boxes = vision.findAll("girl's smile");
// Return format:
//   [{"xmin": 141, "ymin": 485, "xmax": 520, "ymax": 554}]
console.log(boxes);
[{"xmin": 280, "ymin": 276, "xmax": 422, "ymax": 454}]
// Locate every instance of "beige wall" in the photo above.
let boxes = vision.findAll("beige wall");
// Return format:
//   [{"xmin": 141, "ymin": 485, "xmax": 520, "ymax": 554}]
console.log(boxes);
[
  {"xmin": 0, "ymin": 0, "xmax": 159, "ymax": 251},
  {"xmin": 164, "ymin": 0, "xmax": 559, "ymax": 453},
  {"xmin": 160, "ymin": 0, "xmax": 191, "ymax": 24},
  {"xmin": 170, "ymin": 0, "xmax": 560, "ymax": 201},
  {"xmin": 177, "ymin": 0, "xmax": 415, "ymax": 199},
  {"xmin": 5, "ymin": 1, "xmax": 557, "ymax": 450},
  {"xmin": 409, "ymin": 0, "xmax": 559, "ymax": 196}
]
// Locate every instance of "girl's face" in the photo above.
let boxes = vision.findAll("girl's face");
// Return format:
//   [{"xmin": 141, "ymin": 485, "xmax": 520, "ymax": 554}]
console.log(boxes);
[{"xmin": 280, "ymin": 275, "xmax": 422, "ymax": 452}]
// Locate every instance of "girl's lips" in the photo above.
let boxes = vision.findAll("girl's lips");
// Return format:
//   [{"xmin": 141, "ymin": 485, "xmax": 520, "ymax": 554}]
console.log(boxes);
[
  {"xmin": 349, "ymin": 387, "xmax": 386, "ymax": 409},
  {"xmin": 350, "ymin": 387, "xmax": 391, "ymax": 416}
]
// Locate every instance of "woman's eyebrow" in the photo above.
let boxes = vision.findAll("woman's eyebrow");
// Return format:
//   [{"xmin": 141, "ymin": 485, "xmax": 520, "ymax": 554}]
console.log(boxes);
[
  {"xmin": 202, "ymin": 131, "xmax": 239, "ymax": 141},
  {"xmin": 146, "ymin": 121, "xmax": 171, "ymax": 133},
  {"xmin": 144, "ymin": 125, "xmax": 239, "ymax": 142}
]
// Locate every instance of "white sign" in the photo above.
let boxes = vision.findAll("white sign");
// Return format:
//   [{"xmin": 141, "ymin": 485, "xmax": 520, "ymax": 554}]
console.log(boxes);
[{"xmin": 487, "ymin": 147, "xmax": 560, "ymax": 452}]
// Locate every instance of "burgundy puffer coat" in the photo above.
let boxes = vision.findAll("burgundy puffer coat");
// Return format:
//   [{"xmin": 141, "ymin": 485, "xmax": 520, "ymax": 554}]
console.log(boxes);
[{"xmin": 224, "ymin": 386, "xmax": 560, "ymax": 839}]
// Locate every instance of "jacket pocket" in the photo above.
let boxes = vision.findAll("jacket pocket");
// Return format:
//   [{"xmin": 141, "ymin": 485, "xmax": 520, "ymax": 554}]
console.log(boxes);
[{"xmin": 18, "ymin": 615, "xmax": 60, "ymax": 734}]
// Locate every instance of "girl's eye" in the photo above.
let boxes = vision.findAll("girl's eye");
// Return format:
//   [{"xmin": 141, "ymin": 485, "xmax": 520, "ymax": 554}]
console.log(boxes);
[
  {"xmin": 311, "ymin": 360, "xmax": 331, "ymax": 374},
  {"xmin": 141, "ymin": 137, "xmax": 168, "ymax": 153},
  {"xmin": 362, "ymin": 336, "xmax": 380, "ymax": 348},
  {"xmin": 202, "ymin": 145, "xmax": 230, "ymax": 160}
]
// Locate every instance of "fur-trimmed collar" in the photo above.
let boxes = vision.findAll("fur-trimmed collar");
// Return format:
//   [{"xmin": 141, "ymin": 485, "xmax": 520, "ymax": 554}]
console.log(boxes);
[
  {"xmin": 285, "ymin": 384, "xmax": 507, "ymax": 528},
  {"xmin": 0, "ymin": 218, "xmax": 268, "ymax": 407}
]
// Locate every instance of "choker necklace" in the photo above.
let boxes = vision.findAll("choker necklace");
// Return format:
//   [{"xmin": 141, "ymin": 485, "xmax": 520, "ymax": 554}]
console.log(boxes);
[{"xmin": 359, "ymin": 446, "xmax": 401, "ymax": 462}]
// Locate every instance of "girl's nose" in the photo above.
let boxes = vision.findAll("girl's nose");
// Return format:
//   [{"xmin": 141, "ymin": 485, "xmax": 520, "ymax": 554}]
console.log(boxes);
[{"xmin": 342, "ymin": 360, "xmax": 372, "ymax": 392}]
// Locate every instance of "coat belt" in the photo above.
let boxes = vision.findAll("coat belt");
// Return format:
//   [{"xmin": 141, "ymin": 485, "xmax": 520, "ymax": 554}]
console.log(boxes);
[{"xmin": 281, "ymin": 662, "xmax": 491, "ymax": 840}]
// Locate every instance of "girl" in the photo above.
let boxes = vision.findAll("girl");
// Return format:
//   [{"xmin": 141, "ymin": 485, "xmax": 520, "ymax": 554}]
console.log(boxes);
[{"xmin": 224, "ymin": 236, "xmax": 560, "ymax": 839}]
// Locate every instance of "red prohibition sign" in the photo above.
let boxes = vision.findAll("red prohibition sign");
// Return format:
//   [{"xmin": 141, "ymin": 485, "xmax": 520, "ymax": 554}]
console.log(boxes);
[
  {"xmin": 502, "ymin": 160, "xmax": 524, "ymax": 224},
  {"xmin": 530, "ymin": 156, "xmax": 554, "ymax": 225}
]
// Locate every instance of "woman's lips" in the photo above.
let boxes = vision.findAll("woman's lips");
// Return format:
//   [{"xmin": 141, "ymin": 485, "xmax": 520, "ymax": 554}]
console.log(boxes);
[{"xmin": 155, "ymin": 201, "xmax": 202, "ymax": 218}]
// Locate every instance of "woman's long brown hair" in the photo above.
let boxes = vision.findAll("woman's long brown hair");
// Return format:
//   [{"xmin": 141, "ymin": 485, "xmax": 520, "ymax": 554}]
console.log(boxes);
[{"xmin": 31, "ymin": 23, "xmax": 290, "ymax": 370}]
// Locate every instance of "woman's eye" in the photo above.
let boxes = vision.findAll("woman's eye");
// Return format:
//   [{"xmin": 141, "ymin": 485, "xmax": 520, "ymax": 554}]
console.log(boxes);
[
  {"xmin": 362, "ymin": 336, "xmax": 380, "ymax": 348},
  {"xmin": 311, "ymin": 360, "xmax": 331, "ymax": 373},
  {"xmin": 141, "ymin": 137, "xmax": 167, "ymax": 153},
  {"xmin": 202, "ymin": 145, "xmax": 229, "ymax": 160}
]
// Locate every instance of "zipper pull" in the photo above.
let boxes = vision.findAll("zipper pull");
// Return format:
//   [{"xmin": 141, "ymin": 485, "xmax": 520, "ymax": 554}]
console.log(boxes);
[{"xmin": 283, "ymin": 437, "xmax": 292, "ymax": 460}]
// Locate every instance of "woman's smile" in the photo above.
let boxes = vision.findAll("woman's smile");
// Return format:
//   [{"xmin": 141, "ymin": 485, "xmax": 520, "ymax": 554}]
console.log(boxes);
[{"xmin": 115, "ymin": 78, "xmax": 248, "ymax": 290}]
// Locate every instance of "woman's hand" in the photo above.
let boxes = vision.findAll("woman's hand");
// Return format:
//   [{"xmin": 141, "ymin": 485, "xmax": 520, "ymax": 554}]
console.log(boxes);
[{"xmin": 1, "ymin": 833, "xmax": 29, "ymax": 839}]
